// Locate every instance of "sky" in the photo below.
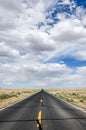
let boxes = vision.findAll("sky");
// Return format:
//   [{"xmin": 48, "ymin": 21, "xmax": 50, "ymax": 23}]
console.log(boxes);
[{"xmin": 0, "ymin": 0, "xmax": 86, "ymax": 88}]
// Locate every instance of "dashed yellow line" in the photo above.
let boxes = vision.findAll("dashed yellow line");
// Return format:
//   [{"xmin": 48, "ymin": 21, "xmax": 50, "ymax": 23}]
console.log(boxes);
[
  {"xmin": 37, "ymin": 111, "xmax": 42, "ymax": 128},
  {"xmin": 40, "ymin": 99, "xmax": 43, "ymax": 103}
]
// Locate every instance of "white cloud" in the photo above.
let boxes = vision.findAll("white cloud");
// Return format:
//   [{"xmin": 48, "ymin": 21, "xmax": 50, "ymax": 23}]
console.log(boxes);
[
  {"xmin": 0, "ymin": 0, "xmax": 86, "ymax": 88},
  {"xmin": 51, "ymin": 19, "xmax": 86, "ymax": 42},
  {"xmin": 0, "ymin": 0, "xmax": 22, "ymax": 12},
  {"xmin": 0, "ymin": 62, "xmax": 86, "ymax": 88},
  {"xmin": 0, "ymin": 43, "xmax": 19, "ymax": 58},
  {"xmin": 26, "ymin": 30, "xmax": 56, "ymax": 52},
  {"xmin": 0, "ymin": 62, "xmax": 72, "ymax": 86}
]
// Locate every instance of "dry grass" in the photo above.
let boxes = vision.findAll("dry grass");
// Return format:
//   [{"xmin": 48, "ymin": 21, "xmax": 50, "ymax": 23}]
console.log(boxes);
[
  {"xmin": 0, "ymin": 88, "xmax": 39, "ymax": 109},
  {"xmin": 46, "ymin": 88, "xmax": 86, "ymax": 110},
  {"xmin": 1, "ymin": 88, "xmax": 86, "ymax": 110}
]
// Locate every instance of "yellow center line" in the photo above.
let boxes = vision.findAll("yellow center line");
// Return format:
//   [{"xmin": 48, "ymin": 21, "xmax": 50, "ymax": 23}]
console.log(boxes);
[
  {"xmin": 37, "ymin": 111, "xmax": 42, "ymax": 128},
  {"xmin": 40, "ymin": 99, "xmax": 43, "ymax": 103}
]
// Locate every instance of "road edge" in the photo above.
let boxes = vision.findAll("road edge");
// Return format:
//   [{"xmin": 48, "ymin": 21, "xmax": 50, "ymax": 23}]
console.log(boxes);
[
  {"xmin": 0, "ymin": 92, "xmax": 38, "ymax": 112},
  {"xmin": 47, "ymin": 91, "xmax": 86, "ymax": 114}
]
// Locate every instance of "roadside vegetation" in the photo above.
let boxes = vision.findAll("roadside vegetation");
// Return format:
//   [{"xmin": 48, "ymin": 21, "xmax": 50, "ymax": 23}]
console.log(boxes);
[
  {"xmin": 1, "ymin": 88, "xmax": 86, "ymax": 110},
  {"xmin": 46, "ymin": 88, "xmax": 86, "ymax": 110},
  {"xmin": 0, "ymin": 88, "xmax": 39, "ymax": 109}
]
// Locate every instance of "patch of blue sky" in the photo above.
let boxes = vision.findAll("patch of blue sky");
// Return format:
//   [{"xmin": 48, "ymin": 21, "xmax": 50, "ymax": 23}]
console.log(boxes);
[
  {"xmin": 37, "ymin": 22, "xmax": 44, "ymax": 29},
  {"xmin": 46, "ymin": 56, "xmax": 86, "ymax": 68},
  {"xmin": 46, "ymin": 2, "xmax": 76, "ymax": 26},
  {"xmin": 72, "ymin": 0, "xmax": 86, "ymax": 8}
]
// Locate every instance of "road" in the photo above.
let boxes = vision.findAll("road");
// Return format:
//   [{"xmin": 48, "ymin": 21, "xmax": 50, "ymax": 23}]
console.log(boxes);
[{"xmin": 0, "ymin": 90, "xmax": 86, "ymax": 130}]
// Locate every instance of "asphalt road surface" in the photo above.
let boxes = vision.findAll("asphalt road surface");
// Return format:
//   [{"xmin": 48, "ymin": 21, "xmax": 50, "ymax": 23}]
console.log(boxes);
[{"xmin": 0, "ymin": 90, "xmax": 86, "ymax": 130}]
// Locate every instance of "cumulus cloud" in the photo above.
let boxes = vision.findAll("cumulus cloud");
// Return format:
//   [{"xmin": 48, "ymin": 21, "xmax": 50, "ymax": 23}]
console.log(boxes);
[
  {"xmin": 0, "ymin": 62, "xmax": 86, "ymax": 88},
  {"xmin": 0, "ymin": 0, "xmax": 22, "ymax": 12},
  {"xmin": 0, "ymin": 43, "xmax": 19, "ymax": 58},
  {"xmin": 26, "ymin": 31, "xmax": 55, "ymax": 52},
  {"xmin": 0, "ymin": 0, "xmax": 86, "ymax": 88},
  {"xmin": 51, "ymin": 19, "xmax": 86, "ymax": 42},
  {"xmin": 0, "ymin": 62, "xmax": 73, "ymax": 85}
]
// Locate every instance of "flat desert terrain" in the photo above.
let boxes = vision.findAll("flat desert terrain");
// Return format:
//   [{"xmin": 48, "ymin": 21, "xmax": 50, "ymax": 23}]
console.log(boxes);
[
  {"xmin": 0, "ymin": 88, "xmax": 39, "ymax": 109},
  {"xmin": 0, "ymin": 88, "xmax": 86, "ymax": 110},
  {"xmin": 46, "ymin": 88, "xmax": 86, "ymax": 110}
]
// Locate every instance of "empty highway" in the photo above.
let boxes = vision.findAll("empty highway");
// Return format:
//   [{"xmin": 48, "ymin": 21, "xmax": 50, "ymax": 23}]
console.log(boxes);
[{"xmin": 0, "ymin": 90, "xmax": 86, "ymax": 130}]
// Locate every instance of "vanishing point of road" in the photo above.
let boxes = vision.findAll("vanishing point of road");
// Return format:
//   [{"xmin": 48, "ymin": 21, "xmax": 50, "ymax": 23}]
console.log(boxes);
[{"xmin": 0, "ymin": 90, "xmax": 86, "ymax": 130}]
